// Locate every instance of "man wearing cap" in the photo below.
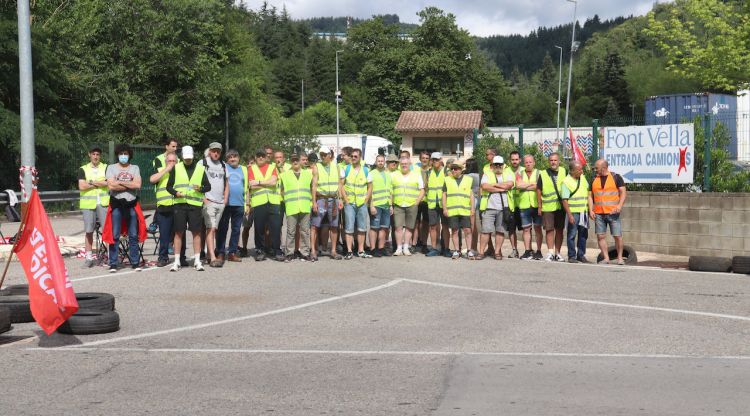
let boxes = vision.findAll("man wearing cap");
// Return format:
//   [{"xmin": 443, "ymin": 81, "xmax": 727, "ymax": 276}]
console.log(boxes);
[
  {"xmin": 479, "ymin": 156, "xmax": 515, "ymax": 259},
  {"xmin": 215, "ymin": 149, "xmax": 248, "ymax": 263},
  {"xmin": 249, "ymin": 149, "xmax": 282, "ymax": 261},
  {"xmin": 202, "ymin": 142, "xmax": 228, "ymax": 267},
  {"xmin": 168, "ymin": 146, "xmax": 211, "ymax": 271},
  {"xmin": 339, "ymin": 148, "xmax": 369, "ymax": 259},
  {"xmin": 536, "ymin": 152, "xmax": 567, "ymax": 262},
  {"xmin": 425, "ymin": 152, "xmax": 450, "ymax": 257},
  {"xmin": 78, "ymin": 145, "xmax": 109, "ymax": 267},
  {"xmin": 148, "ymin": 150, "xmax": 178, "ymax": 267},
  {"xmin": 391, "ymin": 156, "xmax": 424, "ymax": 256},
  {"xmin": 311, "ymin": 147, "xmax": 342, "ymax": 260},
  {"xmin": 280, "ymin": 153, "xmax": 314, "ymax": 262},
  {"xmin": 366, "ymin": 154, "xmax": 392, "ymax": 257},
  {"xmin": 442, "ymin": 161, "xmax": 476, "ymax": 259}
]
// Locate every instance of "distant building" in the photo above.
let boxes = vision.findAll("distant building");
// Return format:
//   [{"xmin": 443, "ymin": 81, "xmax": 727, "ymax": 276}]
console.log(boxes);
[
  {"xmin": 311, "ymin": 32, "xmax": 414, "ymax": 42},
  {"xmin": 396, "ymin": 111, "xmax": 483, "ymax": 163}
]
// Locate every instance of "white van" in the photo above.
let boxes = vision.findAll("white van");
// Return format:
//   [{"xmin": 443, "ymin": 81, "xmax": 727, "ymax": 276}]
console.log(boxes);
[{"xmin": 315, "ymin": 134, "xmax": 394, "ymax": 165}]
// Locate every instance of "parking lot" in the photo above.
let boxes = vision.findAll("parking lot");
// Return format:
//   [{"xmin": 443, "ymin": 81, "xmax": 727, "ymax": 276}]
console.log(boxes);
[{"xmin": 1, "ymin": 218, "xmax": 750, "ymax": 415}]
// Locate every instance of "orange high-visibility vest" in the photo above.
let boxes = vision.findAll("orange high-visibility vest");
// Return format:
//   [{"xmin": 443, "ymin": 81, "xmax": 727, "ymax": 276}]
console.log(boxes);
[{"xmin": 591, "ymin": 173, "xmax": 620, "ymax": 214}]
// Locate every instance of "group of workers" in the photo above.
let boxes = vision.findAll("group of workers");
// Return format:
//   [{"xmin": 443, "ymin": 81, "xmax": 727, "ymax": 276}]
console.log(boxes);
[{"xmin": 77, "ymin": 136, "xmax": 628, "ymax": 272}]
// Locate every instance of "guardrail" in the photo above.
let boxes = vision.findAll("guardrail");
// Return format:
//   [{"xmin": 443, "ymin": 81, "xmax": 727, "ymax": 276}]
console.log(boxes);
[{"xmin": 0, "ymin": 190, "xmax": 80, "ymax": 207}]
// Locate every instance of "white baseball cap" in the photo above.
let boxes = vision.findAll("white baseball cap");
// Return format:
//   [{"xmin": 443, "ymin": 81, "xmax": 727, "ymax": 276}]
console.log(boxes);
[
  {"xmin": 492, "ymin": 156, "xmax": 505, "ymax": 164},
  {"xmin": 319, "ymin": 146, "xmax": 334, "ymax": 155},
  {"xmin": 431, "ymin": 152, "xmax": 443, "ymax": 159},
  {"xmin": 182, "ymin": 146, "xmax": 194, "ymax": 159}
]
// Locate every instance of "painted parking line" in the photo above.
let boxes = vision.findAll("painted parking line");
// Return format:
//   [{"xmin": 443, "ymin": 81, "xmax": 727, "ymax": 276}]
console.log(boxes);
[
  {"xmin": 402, "ymin": 278, "xmax": 750, "ymax": 322},
  {"xmin": 71, "ymin": 266, "xmax": 159, "ymax": 283},
  {"xmin": 26, "ymin": 347, "xmax": 750, "ymax": 361},
  {"xmin": 59, "ymin": 279, "xmax": 404, "ymax": 348}
]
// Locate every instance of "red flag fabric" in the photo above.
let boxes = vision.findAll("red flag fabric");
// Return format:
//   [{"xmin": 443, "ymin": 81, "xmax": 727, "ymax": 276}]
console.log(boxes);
[
  {"xmin": 13, "ymin": 190, "xmax": 78, "ymax": 335},
  {"xmin": 569, "ymin": 127, "xmax": 587, "ymax": 167},
  {"xmin": 101, "ymin": 202, "xmax": 147, "ymax": 245}
]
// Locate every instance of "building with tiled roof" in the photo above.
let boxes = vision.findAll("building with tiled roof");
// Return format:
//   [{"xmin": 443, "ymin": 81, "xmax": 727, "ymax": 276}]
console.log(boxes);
[{"xmin": 396, "ymin": 111, "xmax": 483, "ymax": 162}]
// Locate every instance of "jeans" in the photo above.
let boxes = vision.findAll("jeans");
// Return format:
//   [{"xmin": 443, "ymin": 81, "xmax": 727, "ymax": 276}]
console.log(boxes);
[
  {"xmin": 343, "ymin": 203, "xmax": 368, "ymax": 234},
  {"xmin": 109, "ymin": 206, "xmax": 139, "ymax": 267},
  {"xmin": 253, "ymin": 203, "xmax": 282, "ymax": 256},
  {"xmin": 155, "ymin": 209, "xmax": 173, "ymax": 262},
  {"xmin": 216, "ymin": 205, "xmax": 244, "ymax": 256},
  {"xmin": 566, "ymin": 212, "xmax": 588, "ymax": 259}
]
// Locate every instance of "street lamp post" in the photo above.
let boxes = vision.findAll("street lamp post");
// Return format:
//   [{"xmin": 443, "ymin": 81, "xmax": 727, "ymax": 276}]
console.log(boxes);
[
  {"xmin": 562, "ymin": 0, "xmax": 577, "ymax": 155},
  {"xmin": 555, "ymin": 45, "xmax": 563, "ymax": 144},
  {"xmin": 335, "ymin": 50, "xmax": 344, "ymax": 154}
]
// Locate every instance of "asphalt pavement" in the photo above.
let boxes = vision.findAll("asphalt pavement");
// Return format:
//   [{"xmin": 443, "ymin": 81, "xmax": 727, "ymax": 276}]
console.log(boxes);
[{"xmin": 0, "ymin": 214, "xmax": 748, "ymax": 415}]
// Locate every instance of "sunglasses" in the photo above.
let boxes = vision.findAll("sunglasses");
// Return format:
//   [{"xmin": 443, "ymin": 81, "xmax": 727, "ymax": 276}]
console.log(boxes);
[{"xmin": 451, "ymin": 167, "xmax": 462, "ymax": 171}]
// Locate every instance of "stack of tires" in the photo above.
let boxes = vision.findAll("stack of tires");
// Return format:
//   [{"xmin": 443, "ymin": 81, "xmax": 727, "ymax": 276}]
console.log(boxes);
[
  {"xmin": 688, "ymin": 256, "xmax": 750, "ymax": 275},
  {"xmin": 0, "ymin": 284, "xmax": 120, "ymax": 335}
]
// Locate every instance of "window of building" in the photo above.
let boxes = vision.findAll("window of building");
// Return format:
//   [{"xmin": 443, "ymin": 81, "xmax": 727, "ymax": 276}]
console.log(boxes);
[{"xmin": 413, "ymin": 137, "xmax": 465, "ymax": 155}]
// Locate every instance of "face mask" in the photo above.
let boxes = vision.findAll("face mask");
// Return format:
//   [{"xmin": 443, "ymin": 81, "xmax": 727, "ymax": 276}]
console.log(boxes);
[{"xmin": 118, "ymin": 154, "xmax": 129, "ymax": 164}]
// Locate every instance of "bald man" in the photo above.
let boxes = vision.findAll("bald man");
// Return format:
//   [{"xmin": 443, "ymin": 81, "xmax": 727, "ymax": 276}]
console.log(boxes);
[
  {"xmin": 588, "ymin": 159, "xmax": 627, "ymax": 265},
  {"xmin": 561, "ymin": 160, "xmax": 590, "ymax": 263}
]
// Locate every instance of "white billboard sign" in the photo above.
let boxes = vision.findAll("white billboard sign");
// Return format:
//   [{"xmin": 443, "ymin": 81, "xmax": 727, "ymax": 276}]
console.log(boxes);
[{"xmin": 603, "ymin": 124, "xmax": 694, "ymax": 184}]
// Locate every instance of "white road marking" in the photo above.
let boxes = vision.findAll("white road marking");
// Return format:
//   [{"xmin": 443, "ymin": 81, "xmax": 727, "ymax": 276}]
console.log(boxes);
[
  {"xmin": 65, "ymin": 279, "xmax": 404, "ymax": 348},
  {"xmin": 25, "ymin": 347, "xmax": 750, "ymax": 360},
  {"xmin": 71, "ymin": 267, "xmax": 159, "ymax": 283},
  {"xmin": 402, "ymin": 279, "xmax": 750, "ymax": 322}
]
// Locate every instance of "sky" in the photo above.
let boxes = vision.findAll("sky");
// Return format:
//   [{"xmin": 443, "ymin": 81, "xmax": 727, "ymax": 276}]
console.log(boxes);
[{"xmin": 247, "ymin": 0, "xmax": 661, "ymax": 37}]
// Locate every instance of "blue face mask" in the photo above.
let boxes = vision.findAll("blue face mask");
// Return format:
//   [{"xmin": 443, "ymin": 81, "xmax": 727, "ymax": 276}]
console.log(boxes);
[{"xmin": 118, "ymin": 154, "xmax": 129, "ymax": 164}]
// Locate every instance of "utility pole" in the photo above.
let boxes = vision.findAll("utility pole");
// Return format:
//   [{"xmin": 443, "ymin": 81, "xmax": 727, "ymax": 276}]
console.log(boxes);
[
  {"xmin": 555, "ymin": 45, "xmax": 563, "ymax": 144},
  {"xmin": 17, "ymin": 0, "xmax": 35, "ymax": 203},
  {"xmin": 224, "ymin": 107, "xmax": 229, "ymax": 151},
  {"xmin": 335, "ymin": 50, "xmax": 343, "ymax": 154},
  {"xmin": 562, "ymin": 0, "xmax": 578, "ymax": 156}
]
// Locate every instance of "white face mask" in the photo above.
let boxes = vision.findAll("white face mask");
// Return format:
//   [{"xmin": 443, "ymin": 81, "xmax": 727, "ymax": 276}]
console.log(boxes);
[{"xmin": 118, "ymin": 154, "xmax": 129, "ymax": 164}]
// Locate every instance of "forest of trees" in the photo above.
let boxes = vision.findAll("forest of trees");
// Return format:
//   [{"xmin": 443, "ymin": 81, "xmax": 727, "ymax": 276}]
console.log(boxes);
[{"xmin": 0, "ymin": 0, "xmax": 747, "ymax": 191}]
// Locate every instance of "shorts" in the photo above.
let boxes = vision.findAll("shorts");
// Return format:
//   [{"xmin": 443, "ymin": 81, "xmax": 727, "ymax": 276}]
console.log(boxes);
[
  {"xmin": 370, "ymin": 206, "xmax": 391, "ymax": 229},
  {"xmin": 82, "ymin": 205, "xmax": 107, "ymax": 233},
  {"xmin": 202, "ymin": 200, "xmax": 225, "ymax": 229},
  {"xmin": 513, "ymin": 210, "xmax": 523, "ymax": 231},
  {"xmin": 393, "ymin": 205, "xmax": 418, "ymax": 229},
  {"xmin": 428, "ymin": 207, "xmax": 448, "ymax": 226},
  {"xmin": 344, "ymin": 203, "xmax": 368, "ymax": 234},
  {"xmin": 174, "ymin": 203, "xmax": 203, "ymax": 233},
  {"xmin": 416, "ymin": 201, "xmax": 428, "ymax": 223},
  {"xmin": 311, "ymin": 198, "xmax": 339, "ymax": 228},
  {"xmin": 519, "ymin": 208, "xmax": 542, "ymax": 228},
  {"xmin": 595, "ymin": 213, "xmax": 622, "ymax": 237},
  {"xmin": 448, "ymin": 215, "xmax": 471, "ymax": 230},
  {"xmin": 542, "ymin": 210, "xmax": 566, "ymax": 231},
  {"xmin": 481, "ymin": 209, "xmax": 508, "ymax": 234}
]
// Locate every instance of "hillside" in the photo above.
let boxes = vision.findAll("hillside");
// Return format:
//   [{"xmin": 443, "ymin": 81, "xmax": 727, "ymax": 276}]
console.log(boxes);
[{"xmin": 300, "ymin": 14, "xmax": 418, "ymax": 33}]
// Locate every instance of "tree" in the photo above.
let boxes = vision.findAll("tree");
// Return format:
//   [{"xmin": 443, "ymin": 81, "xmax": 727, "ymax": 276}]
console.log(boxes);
[{"xmin": 645, "ymin": 0, "xmax": 750, "ymax": 91}]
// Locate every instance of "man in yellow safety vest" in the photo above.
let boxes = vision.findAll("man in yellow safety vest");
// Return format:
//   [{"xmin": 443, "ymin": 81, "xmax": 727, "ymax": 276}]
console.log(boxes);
[
  {"xmin": 78, "ymin": 145, "xmax": 109, "ymax": 268},
  {"xmin": 536, "ymin": 152, "xmax": 568, "ymax": 262},
  {"xmin": 442, "ymin": 162, "xmax": 476, "ymax": 260},
  {"xmin": 391, "ymin": 156, "xmax": 425, "ymax": 256},
  {"xmin": 280, "ymin": 153, "xmax": 314, "ymax": 262},
  {"xmin": 148, "ymin": 150, "xmax": 178, "ymax": 267},
  {"xmin": 562, "ymin": 160, "xmax": 590, "ymax": 263},
  {"xmin": 339, "ymin": 148, "xmax": 369, "ymax": 259}
]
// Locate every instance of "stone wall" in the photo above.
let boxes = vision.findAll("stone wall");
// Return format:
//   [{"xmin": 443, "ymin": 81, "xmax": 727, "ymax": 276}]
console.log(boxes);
[{"xmin": 621, "ymin": 192, "xmax": 750, "ymax": 257}]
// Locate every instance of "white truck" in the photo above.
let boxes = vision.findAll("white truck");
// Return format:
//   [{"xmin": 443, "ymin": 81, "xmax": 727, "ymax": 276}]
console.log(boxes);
[{"xmin": 315, "ymin": 134, "xmax": 394, "ymax": 165}]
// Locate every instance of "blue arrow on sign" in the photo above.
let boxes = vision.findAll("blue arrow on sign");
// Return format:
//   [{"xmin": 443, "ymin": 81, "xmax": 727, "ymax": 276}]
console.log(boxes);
[{"xmin": 623, "ymin": 170, "xmax": 672, "ymax": 181}]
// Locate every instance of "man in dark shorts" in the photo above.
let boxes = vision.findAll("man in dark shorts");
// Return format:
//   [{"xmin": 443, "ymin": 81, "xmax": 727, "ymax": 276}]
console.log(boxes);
[{"xmin": 311, "ymin": 147, "xmax": 342, "ymax": 260}]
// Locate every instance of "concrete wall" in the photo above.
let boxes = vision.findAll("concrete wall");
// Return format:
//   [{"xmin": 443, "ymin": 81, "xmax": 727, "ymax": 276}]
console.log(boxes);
[{"xmin": 622, "ymin": 192, "xmax": 750, "ymax": 257}]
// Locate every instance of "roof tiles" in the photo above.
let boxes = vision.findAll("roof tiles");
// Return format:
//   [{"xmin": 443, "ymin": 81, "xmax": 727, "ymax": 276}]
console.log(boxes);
[{"xmin": 395, "ymin": 111, "xmax": 483, "ymax": 133}]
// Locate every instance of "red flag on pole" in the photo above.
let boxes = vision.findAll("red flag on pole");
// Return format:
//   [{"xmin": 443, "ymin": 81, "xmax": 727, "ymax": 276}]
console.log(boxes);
[
  {"xmin": 569, "ymin": 127, "xmax": 587, "ymax": 167},
  {"xmin": 13, "ymin": 190, "xmax": 78, "ymax": 335}
]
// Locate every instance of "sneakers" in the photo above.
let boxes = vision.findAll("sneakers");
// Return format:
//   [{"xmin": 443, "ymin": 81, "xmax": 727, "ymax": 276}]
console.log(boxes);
[
  {"xmin": 255, "ymin": 253, "xmax": 266, "ymax": 262},
  {"xmin": 170, "ymin": 262, "xmax": 181, "ymax": 272},
  {"xmin": 156, "ymin": 258, "xmax": 170, "ymax": 268},
  {"xmin": 274, "ymin": 254, "xmax": 286, "ymax": 262},
  {"xmin": 358, "ymin": 251, "xmax": 372, "ymax": 258},
  {"xmin": 108, "ymin": 265, "xmax": 117, "ymax": 273},
  {"xmin": 331, "ymin": 253, "xmax": 343, "ymax": 260},
  {"xmin": 425, "ymin": 248, "xmax": 440, "ymax": 257},
  {"xmin": 533, "ymin": 250, "xmax": 543, "ymax": 260},
  {"xmin": 509, "ymin": 249, "xmax": 519, "ymax": 259},
  {"xmin": 344, "ymin": 252, "xmax": 353, "ymax": 260},
  {"xmin": 555, "ymin": 254, "xmax": 566, "ymax": 262},
  {"xmin": 393, "ymin": 248, "xmax": 403, "ymax": 256},
  {"xmin": 577, "ymin": 256, "xmax": 590, "ymax": 264},
  {"xmin": 284, "ymin": 255, "xmax": 294, "ymax": 263},
  {"xmin": 132, "ymin": 265, "xmax": 143, "ymax": 272},
  {"xmin": 520, "ymin": 250, "xmax": 534, "ymax": 260},
  {"xmin": 194, "ymin": 261, "xmax": 205, "ymax": 271},
  {"xmin": 544, "ymin": 252, "xmax": 555, "ymax": 262},
  {"xmin": 617, "ymin": 259, "xmax": 626, "ymax": 265},
  {"xmin": 403, "ymin": 247, "xmax": 412, "ymax": 256},
  {"xmin": 568, "ymin": 257, "xmax": 579, "ymax": 263},
  {"xmin": 372, "ymin": 248, "xmax": 383, "ymax": 258},
  {"xmin": 443, "ymin": 249, "xmax": 453, "ymax": 258},
  {"xmin": 451, "ymin": 250, "xmax": 460, "ymax": 260},
  {"xmin": 381, "ymin": 248, "xmax": 392, "ymax": 257},
  {"xmin": 466, "ymin": 250, "xmax": 477, "ymax": 260}
]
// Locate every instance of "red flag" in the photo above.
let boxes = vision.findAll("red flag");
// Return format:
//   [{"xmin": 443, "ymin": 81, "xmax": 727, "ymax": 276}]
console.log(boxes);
[
  {"xmin": 13, "ymin": 190, "xmax": 78, "ymax": 335},
  {"xmin": 569, "ymin": 127, "xmax": 587, "ymax": 167}
]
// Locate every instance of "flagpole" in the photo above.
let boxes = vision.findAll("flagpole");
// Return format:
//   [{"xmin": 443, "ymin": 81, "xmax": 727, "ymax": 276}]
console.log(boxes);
[{"xmin": 0, "ymin": 190, "xmax": 33, "ymax": 289}]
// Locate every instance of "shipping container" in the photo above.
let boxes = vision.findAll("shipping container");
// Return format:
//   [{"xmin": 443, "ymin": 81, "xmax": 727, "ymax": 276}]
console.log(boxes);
[
  {"xmin": 738, "ymin": 90, "xmax": 750, "ymax": 162},
  {"xmin": 644, "ymin": 93, "xmax": 739, "ymax": 159}
]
